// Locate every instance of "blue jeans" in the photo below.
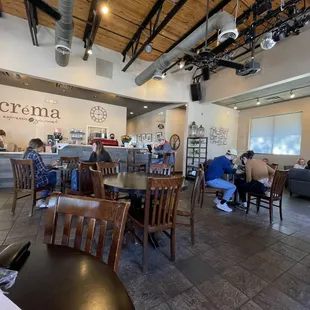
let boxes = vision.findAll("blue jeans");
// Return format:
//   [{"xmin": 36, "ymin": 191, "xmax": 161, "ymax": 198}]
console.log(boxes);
[
  {"xmin": 206, "ymin": 178, "xmax": 236, "ymax": 201},
  {"xmin": 41, "ymin": 171, "xmax": 57, "ymax": 199}
]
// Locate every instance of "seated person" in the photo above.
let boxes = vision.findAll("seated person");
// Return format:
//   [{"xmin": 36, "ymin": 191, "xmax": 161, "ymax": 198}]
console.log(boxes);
[
  {"xmin": 23, "ymin": 138, "xmax": 57, "ymax": 208},
  {"xmin": 262, "ymin": 158, "xmax": 269, "ymax": 164},
  {"xmin": 235, "ymin": 151, "xmax": 275, "ymax": 209},
  {"xmin": 89, "ymin": 140, "xmax": 112, "ymax": 162},
  {"xmin": 0, "ymin": 129, "xmax": 6, "ymax": 150},
  {"xmin": 305, "ymin": 160, "xmax": 310, "ymax": 170},
  {"xmin": 153, "ymin": 136, "xmax": 175, "ymax": 166},
  {"xmin": 294, "ymin": 158, "xmax": 306, "ymax": 169},
  {"xmin": 205, "ymin": 149, "xmax": 238, "ymax": 213}
]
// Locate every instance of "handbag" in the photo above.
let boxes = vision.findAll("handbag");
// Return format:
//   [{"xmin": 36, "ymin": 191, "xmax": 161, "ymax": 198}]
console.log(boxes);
[{"xmin": 71, "ymin": 169, "xmax": 79, "ymax": 191}]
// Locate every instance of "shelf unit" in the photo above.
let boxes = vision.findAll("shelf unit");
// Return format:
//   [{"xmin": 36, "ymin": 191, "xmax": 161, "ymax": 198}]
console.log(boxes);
[{"xmin": 186, "ymin": 137, "xmax": 208, "ymax": 180}]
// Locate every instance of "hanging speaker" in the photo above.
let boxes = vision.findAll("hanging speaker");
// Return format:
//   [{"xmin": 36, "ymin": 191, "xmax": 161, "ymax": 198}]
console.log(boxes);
[
  {"xmin": 202, "ymin": 66, "xmax": 210, "ymax": 81},
  {"xmin": 190, "ymin": 83, "xmax": 202, "ymax": 101}
]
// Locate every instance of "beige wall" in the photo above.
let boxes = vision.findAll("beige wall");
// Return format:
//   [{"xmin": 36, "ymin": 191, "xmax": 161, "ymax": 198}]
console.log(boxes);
[
  {"xmin": 237, "ymin": 97, "xmax": 310, "ymax": 168},
  {"xmin": 0, "ymin": 85, "xmax": 126, "ymax": 148}
]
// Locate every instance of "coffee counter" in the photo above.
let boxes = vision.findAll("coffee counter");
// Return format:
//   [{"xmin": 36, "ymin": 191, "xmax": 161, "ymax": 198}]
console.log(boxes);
[{"xmin": 0, "ymin": 145, "xmax": 150, "ymax": 188}]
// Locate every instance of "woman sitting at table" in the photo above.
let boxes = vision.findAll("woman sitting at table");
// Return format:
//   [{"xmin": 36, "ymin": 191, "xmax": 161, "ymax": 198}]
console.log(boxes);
[
  {"xmin": 294, "ymin": 158, "xmax": 306, "ymax": 169},
  {"xmin": 235, "ymin": 150, "xmax": 275, "ymax": 209},
  {"xmin": 23, "ymin": 138, "xmax": 57, "ymax": 208},
  {"xmin": 88, "ymin": 140, "xmax": 112, "ymax": 162}
]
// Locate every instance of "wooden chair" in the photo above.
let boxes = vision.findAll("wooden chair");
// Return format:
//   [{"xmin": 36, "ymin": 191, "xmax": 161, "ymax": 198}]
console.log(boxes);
[
  {"xmin": 10, "ymin": 159, "xmax": 54, "ymax": 217},
  {"xmin": 44, "ymin": 193, "xmax": 130, "ymax": 273},
  {"xmin": 96, "ymin": 161, "xmax": 120, "ymax": 175},
  {"xmin": 68, "ymin": 162, "xmax": 97, "ymax": 196},
  {"xmin": 128, "ymin": 176, "xmax": 184, "ymax": 273},
  {"xmin": 90, "ymin": 167, "xmax": 106, "ymax": 199},
  {"xmin": 127, "ymin": 150, "xmax": 147, "ymax": 172},
  {"xmin": 198, "ymin": 170, "xmax": 224, "ymax": 208},
  {"xmin": 149, "ymin": 163, "xmax": 171, "ymax": 175},
  {"xmin": 163, "ymin": 152, "xmax": 175, "ymax": 175},
  {"xmin": 177, "ymin": 170, "xmax": 201, "ymax": 245},
  {"xmin": 268, "ymin": 163, "xmax": 279, "ymax": 170},
  {"xmin": 59, "ymin": 157, "xmax": 79, "ymax": 193},
  {"xmin": 247, "ymin": 170, "xmax": 289, "ymax": 223}
]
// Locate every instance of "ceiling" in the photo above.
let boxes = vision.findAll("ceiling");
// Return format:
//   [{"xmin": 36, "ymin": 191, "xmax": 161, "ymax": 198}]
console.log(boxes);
[
  {"xmin": 212, "ymin": 74, "xmax": 310, "ymax": 109},
  {"xmin": 0, "ymin": 70, "xmax": 175, "ymax": 118},
  {"xmin": 2, "ymin": 0, "xmax": 303, "ymax": 64}
]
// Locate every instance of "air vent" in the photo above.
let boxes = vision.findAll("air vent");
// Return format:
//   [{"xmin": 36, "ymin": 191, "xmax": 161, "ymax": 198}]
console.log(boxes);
[
  {"xmin": 0, "ymin": 71, "xmax": 10, "ymax": 77},
  {"xmin": 264, "ymin": 96, "xmax": 283, "ymax": 101},
  {"xmin": 96, "ymin": 58, "xmax": 113, "ymax": 79},
  {"xmin": 56, "ymin": 83, "xmax": 73, "ymax": 90}
]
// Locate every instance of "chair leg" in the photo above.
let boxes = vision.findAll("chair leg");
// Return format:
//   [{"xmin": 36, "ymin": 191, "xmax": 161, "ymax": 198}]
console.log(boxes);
[
  {"xmin": 142, "ymin": 229, "xmax": 148, "ymax": 274},
  {"xmin": 200, "ymin": 191, "xmax": 204, "ymax": 208},
  {"xmin": 30, "ymin": 191, "xmax": 36, "ymax": 217},
  {"xmin": 190, "ymin": 218, "xmax": 195, "ymax": 245},
  {"xmin": 256, "ymin": 198, "xmax": 261, "ymax": 213},
  {"xmin": 11, "ymin": 190, "xmax": 17, "ymax": 215},
  {"xmin": 279, "ymin": 199, "xmax": 283, "ymax": 221},
  {"xmin": 170, "ymin": 227, "xmax": 176, "ymax": 262},
  {"xmin": 269, "ymin": 199, "xmax": 273, "ymax": 223},
  {"xmin": 246, "ymin": 194, "xmax": 250, "ymax": 214}
]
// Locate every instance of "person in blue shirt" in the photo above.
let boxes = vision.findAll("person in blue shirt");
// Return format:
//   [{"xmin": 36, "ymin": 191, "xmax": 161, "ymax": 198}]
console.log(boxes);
[
  {"xmin": 205, "ymin": 149, "xmax": 238, "ymax": 212},
  {"xmin": 153, "ymin": 136, "xmax": 175, "ymax": 166}
]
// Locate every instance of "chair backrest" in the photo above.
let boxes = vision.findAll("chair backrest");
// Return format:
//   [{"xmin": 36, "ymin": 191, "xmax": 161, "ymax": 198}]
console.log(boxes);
[
  {"xmin": 96, "ymin": 161, "xmax": 120, "ymax": 176},
  {"xmin": 45, "ymin": 193, "xmax": 130, "ymax": 273},
  {"xmin": 78, "ymin": 162, "xmax": 97, "ymax": 194},
  {"xmin": 149, "ymin": 163, "xmax": 171, "ymax": 175},
  {"xmin": 269, "ymin": 163, "xmax": 279, "ymax": 170},
  {"xmin": 144, "ymin": 176, "xmax": 183, "ymax": 229},
  {"xmin": 192, "ymin": 169, "xmax": 204, "ymax": 205},
  {"xmin": 270, "ymin": 170, "xmax": 288, "ymax": 199},
  {"xmin": 90, "ymin": 167, "xmax": 106, "ymax": 199},
  {"xmin": 10, "ymin": 159, "xmax": 35, "ymax": 191},
  {"xmin": 60, "ymin": 157, "xmax": 80, "ymax": 167}
]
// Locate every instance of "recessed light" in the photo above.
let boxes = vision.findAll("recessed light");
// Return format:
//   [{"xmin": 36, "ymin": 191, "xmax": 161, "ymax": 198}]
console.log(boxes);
[
  {"xmin": 290, "ymin": 90, "xmax": 295, "ymax": 99},
  {"xmin": 130, "ymin": 112, "xmax": 134, "ymax": 115},
  {"xmin": 256, "ymin": 98, "xmax": 260, "ymax": 105},
  {"xmin": 234, "ymin": 104, "xmax": 237, "ymax": 110},
  {"xmin": 101, "ymin": 2, "xmax": 108, "ymax": 14},
  {"xmin": 179, "ymin": 61, "xmax": 185, "ymax": 69},
  {"xmin": 185, "ymin": 104, "xmax": 187, "ymax": 107},
  {"xmin": 144, "ymin": 106, "xmax": 148, "ymax": 109},
  {"xmin": 93, "ymin": 95, "xmax": 97, "ymax": 98},
  {"xmin": 87, "ymin": 48, "xmax": 93, "ymax": 55}
]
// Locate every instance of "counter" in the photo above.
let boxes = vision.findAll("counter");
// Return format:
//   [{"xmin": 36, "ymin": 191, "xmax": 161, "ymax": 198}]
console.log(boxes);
[{"xmin": 0, "ymin": 145, "xmax": 150, "ymax": 188}]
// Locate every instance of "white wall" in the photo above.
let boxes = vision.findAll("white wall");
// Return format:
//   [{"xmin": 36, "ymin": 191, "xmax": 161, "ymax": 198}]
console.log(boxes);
[
  {"xmin": 238, "ymin": 97, "xmax": 310, "ymax": 168},
  {"xmin": 0, "ymin": 84, "xmax": 126, "ymax": 148},
  {"xmin": 0, "ymin": 14, "xmax": 190, "ymax": 103}
]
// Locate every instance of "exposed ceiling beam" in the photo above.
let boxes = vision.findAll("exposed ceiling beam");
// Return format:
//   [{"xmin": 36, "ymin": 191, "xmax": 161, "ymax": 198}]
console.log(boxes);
[
  {"xmin": 24, "ymin": 0, "xmax": 39, "ymax": 46},
  {"xmin": 121, "ymin": 0, "xmax": 165, "ymax": 62},
  {"xmin": 122, "ymin": 0, "xmax": 189, "ymax": 72}
]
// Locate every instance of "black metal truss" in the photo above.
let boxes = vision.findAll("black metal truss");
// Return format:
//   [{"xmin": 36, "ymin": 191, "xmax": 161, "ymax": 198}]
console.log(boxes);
[
  {"xmin": 83, "ymin": 0, "xmax": 102, "ymax": 61},
  {"xmin": 121, "ymin": 0, "xmax": 165, "ymax": 62},
  {"xmin": 24, "ymin": 0, "xmax": 39, "ymax": 46},
  {"xmin": 122, "ymin": 0, "xmax": 189, "ymax": 72}
]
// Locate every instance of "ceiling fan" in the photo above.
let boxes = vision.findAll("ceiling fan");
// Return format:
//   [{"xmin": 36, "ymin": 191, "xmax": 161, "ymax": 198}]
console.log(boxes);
[{"xmin": 171, "ymin": 0, "xmax": 245, "ymax": 78}]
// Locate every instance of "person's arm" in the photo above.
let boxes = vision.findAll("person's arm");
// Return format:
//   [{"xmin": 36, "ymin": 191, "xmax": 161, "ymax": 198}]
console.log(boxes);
[
  {"xmin": 34, "ymin": 153, "xmax": 51, "ymax": 173},
  {"xmin": 88, "ymin": 152, "xmax": 96, "ymax": 162},
  {"xmin": 103, "ymin": 151, "xmax": 112, "ymax": 162},
  {"xmin": 245, "ymin": 162, "xmax": 252, "ymax": 183},
  {"xmin": 267, "ymin": 165, "xmax": 275, "ymax": 182},
  {"xmin": 224, "ymin": 159, "xmax": 233, "ymax": 175}
]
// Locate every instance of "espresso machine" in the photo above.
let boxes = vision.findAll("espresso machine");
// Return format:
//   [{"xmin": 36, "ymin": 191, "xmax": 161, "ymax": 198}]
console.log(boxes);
[{"xmin": 47, "ymin": 128, "xmax": 63, "ymax": 152}]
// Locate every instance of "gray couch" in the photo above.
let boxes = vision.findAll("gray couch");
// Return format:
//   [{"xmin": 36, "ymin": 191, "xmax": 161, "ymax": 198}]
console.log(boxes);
[{"xmin": 288, "ymin": 168, "xmax": 310, "ymax": 197}]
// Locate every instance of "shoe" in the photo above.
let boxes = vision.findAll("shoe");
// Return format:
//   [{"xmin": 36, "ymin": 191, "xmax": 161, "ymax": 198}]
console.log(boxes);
[
  {"xmin": 36, "ymin": 199, "xmax": 45, "ymax": 208},
  {"xmin": 242, "ymin": 202, "xmax": 248, "ymax": 208},
  {"xmin": 39, "ymin": 202, "xmax": 48, "ymax": 209},
  {"xmin": 213, "ymin": 197, "xmax": 221, "ymax": 205},
  {"xmin": 216, "ymin": 202, "xmax": 232, "ymax": 213}
]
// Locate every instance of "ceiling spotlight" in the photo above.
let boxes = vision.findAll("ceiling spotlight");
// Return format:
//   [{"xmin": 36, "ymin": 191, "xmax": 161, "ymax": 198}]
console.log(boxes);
[
  {"xmin": 87, "ymin": 48, "xmax": 93, "ymax": 55},
  {"xmin": 260, "ymin": 32, "xmax": 276, "ymax": 50},
  {"xmin": 257, "ymin": 98, "xmax": 261, "ymax": 105},
  {"xmin": 145, "ymin": 44, "xmax": 153, "ymax": 54},
  {"xmin": 161, "ymin": 73, "xmax": 166, "ymax": 79},
  {"xmin": 153, "ymin": 69, "xmax": 163, "ymax": 80},
  {"xmin": 144, "ymin": 106, "xmax": 148, "ymax": 109},
  {"xmin": 130, "ymin": 112, "xmax": 134, "ymax": 115},
  {"xmin": 179, "ymin": 60, "xmax": 185, "ymax": 69},
  {"xmin": 290, "ymin": 90, "xmax": 295, "ymax": 99},
  {"xmin": 234, "ymin": 104, "xmax": 237, "ymax": 110},
  {"xmin": 185, "ymin": 104, "xmax": 187, "ymax": 107},
  {"xmin": 101, "ymin": 2, "xmax": 109, "ymax": 14}
]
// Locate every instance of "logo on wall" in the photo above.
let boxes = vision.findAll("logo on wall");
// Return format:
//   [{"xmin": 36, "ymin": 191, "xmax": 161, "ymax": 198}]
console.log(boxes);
[
  {"xmin": 90, "ymin": 106, "xmax": 107, "ymax": 123},
  {"xmin": 0, "ymin": 101, "xmax": 60, "ymax": 124}
]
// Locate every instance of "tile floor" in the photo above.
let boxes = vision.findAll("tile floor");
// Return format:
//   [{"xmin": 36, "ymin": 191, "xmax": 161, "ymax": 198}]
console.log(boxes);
[{"xmin": 1, "ymin": 187, "xmax": 310, "ymax": 310}]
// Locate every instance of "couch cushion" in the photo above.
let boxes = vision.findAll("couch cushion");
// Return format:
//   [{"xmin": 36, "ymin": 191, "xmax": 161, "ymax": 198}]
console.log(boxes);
[{"xmin": 289, "ymin": 168, "xmax": 310, "ymax": 182}]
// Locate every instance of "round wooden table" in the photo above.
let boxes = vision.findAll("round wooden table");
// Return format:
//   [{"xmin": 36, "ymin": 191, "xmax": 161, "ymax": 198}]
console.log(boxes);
[
  {"xmin": 104, "ymin": 172, "xmax": 187, "ymax": 194},
  {"xmin": 7, "ymin": 244, "xmax": 134, "ymax": 310}
]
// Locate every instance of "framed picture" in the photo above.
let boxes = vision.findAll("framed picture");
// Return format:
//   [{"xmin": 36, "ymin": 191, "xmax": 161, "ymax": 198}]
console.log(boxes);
[
  {"xmin": 137, "ymin": 134, "xmax": 142, "ymax": 142},
  {"xmin": 146, "ymin": 133, "xmax": 152, "ymax": 142},
  {"xmin": 141, "ymin": 133, "xmax": 146, "ymax": 141},
  {"xmin": 155, "ymin": 132, "xmax": 162, "ymax": 140}
]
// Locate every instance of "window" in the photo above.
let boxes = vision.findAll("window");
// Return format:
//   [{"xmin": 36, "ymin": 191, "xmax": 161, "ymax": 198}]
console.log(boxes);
[{"xmin": 249, "ymin": 112, "xmax": 302, "ymax": 155}]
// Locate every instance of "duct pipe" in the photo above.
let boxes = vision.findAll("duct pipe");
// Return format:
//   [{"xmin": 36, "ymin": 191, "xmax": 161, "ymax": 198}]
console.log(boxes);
[
  {"xmin": 135, "ymin": 11, "xmax": 238, "ymax": 86},
  {"xmin": 55, "ymin": 0, "xmax": 75, "ymax": 67}
]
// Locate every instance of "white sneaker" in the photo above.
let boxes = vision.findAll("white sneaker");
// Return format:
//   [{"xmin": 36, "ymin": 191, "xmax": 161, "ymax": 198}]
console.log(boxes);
[
  {"xmin": 213, "ymin": 197, "xmax": 221, "ymax": 205},
  {"xmin": 242, "ymin": 202, "xmax": 248, "ymax": 208},
  {"xmin": 216, "ymin": 202, "xmax": 232, "ymax": 213},
  {"xmin": 39, "ymin": 202, "xmax": 48, "ymax": 209}
]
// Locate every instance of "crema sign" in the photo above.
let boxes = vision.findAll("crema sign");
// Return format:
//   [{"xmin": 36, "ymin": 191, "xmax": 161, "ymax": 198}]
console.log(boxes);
[{"xmin": 0, "ymin": 101, "xmax": 60, "ymax": 124}]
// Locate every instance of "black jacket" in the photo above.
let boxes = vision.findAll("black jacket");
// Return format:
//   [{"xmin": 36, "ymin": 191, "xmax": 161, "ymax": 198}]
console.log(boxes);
[{"xmin": 88, "ymin": 151, "xmax": 112, "ymax": 163}]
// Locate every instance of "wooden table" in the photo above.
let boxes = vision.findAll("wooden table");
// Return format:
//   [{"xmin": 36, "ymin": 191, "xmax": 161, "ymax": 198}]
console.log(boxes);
[{"xmin": 7, "ymin": 244, "xmax": 134, "ymax": 310}]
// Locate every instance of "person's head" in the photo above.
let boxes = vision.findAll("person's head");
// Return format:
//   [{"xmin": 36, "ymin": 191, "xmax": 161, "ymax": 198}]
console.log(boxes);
[
  {"xmin": 240, "ymin": 150, "xmax": 255, "ymax": 165},
  {"xmin": 24, "ymin": 138, "xmax": 44, "ymax": 157},
  {"xmin": 92, "ymin": 140, "xmax": 105, "ymax": 155},
  {"xmin": 0, "ymin": 130, "xmax": 6, "ymax": 142},
  {"xmin": 262, "ymin": 158, "xmax": 269, "ymax": 164},
  {"xmin": 157, "ymin": 136, "xmax": 166, "ymax": 146},
  {"xmin": 297, "ymin": 158, "xmax": 305, "ymax": 166},
  {"xmin": 226, "ymin": 148, "xmax": 238, "ymax": 162},
  {"xmin": 110, "ymin": 133, "xmax": 115, "ymax": 140}
]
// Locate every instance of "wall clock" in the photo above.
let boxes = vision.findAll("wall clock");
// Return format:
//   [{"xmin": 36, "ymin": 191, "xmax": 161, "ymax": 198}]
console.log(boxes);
[
  {"xmin": 169, "ymin": 134, "xmax": 181, "ymax": 150},
  {"xmin": 90, "ymin": 106, "xmax": 107, "ymax": 123}
]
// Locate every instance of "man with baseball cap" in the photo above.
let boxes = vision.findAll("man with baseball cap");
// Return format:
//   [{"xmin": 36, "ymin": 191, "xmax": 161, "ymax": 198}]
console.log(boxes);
[{"xmin": 205, "ymin": 148, "xmax": 238, "ymax": 212}]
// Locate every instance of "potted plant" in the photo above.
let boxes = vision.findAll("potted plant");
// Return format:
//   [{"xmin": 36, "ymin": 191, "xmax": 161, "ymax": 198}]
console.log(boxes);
[{"xmin": 121, "ymin": 135, "xmax": 132, "ymax": 147}]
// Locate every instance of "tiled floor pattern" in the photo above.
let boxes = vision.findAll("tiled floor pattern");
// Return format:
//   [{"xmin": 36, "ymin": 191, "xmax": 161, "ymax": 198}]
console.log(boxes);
[{"xmin": 1, "ymin": 188, "xmax": 310, "ymax": 309}]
